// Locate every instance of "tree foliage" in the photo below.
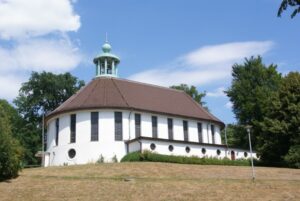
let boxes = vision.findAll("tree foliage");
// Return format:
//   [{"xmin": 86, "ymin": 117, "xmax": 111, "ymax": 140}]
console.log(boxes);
[
  {"xmin": 221, "ymin": 124, "xmax": 249, "ymax": 150},
  {"xmin": 170, "ymin": 84, "xmax": 208, "ymax": 110},
  {"xmin": 13, "ymin": 71, "xmax": 85, "ymax": 165},
  {"xmin": 14, "ymin": 71, "xmax": 85, "ymax": 123},
  {"xmin": 258, "ymin": 72, "xmax": 300, "ymax": 167},
  {"xmin": 225, "ymin": 56, "xmax": 282, "ymax": 148},
  {"xmin": 0, "ymin": 104, "xmax": 23, "ymax": 180},
  {"xmin": 278, "ymin": 0, "xmax": 300, "ymax": 18}
]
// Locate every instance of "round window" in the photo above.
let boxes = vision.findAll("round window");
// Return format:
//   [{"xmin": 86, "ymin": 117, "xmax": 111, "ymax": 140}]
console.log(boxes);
[
  {"xmin": 217, "ymin": 149, "xmax": 221, "ymax": 155},
  {"xmin": 201, "ymin": 148, "xmax": 206, "ymax": 154},
  {"xmin": 150, "ymin": 143, "xmax": 156, "ymax": 150},
  {"xmin": 68, "ymin": 149, "xmax": 76, "ymax": 159},
  {"xmin": 168, "ymin": 145, "xmax": 174, "ymax": 152},
  {"xmin": 185, "ymin": 146, "xmax": 191, "ymax": 153},
  {"xmin": 244, "ymin": 152, "xmax": 248, "ymax": 158}
]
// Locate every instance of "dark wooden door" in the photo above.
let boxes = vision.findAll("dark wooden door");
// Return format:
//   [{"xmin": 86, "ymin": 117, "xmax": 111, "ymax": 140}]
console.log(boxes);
[{"xmin": 231, "ymin": 151, "xmax": 235, "ymax": 160}]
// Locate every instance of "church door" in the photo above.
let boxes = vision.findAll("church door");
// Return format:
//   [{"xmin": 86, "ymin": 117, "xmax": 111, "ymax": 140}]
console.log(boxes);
[{"xmin": 231, "ymin": 151, "xmax": 235, "ymax": 160}]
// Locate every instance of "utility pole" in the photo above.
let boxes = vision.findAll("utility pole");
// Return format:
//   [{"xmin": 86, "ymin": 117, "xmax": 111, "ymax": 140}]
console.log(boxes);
[
  {"xmin": 224, "ymin": 125, "xmax": 228, "ymax": 158},
  {"xmin": 246, "ymin": 125, "xmax": 255, "ymax": 181},
  {"xmin": 41, "ymin": 114, "xmax": 45, "ymax": 167}
]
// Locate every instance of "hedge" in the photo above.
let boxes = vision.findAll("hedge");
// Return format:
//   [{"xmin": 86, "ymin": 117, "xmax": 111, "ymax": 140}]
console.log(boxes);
[{"xmin": 121, "ymin": 150, "xmax": 252, "ymax": 166}]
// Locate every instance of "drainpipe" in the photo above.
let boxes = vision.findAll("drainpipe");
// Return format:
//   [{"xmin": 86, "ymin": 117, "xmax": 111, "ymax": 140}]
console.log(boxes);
[
  {"xmin": 207, "ymin": 122, "xmax": 210, "ymax": 144},
  {"xmin": 224, "ymin": 125, "xmax": 228, "ymax": 158},
  {"xmin": 128, "ymin": 110, "xmax": 132, "ymax": 140},
  {"xmin": 42, "ymin": 114, "xmax": 45, "ymax": 167},
  {"xmin": 138, "ymin": 139, "xmax": 142, "ymax": 153}
]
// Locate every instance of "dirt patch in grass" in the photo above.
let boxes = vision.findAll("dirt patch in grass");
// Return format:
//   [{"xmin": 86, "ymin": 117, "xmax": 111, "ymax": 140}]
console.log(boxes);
[{"xmin": 0, "ymin": 163, "xmax": 299, "ymax": 201}]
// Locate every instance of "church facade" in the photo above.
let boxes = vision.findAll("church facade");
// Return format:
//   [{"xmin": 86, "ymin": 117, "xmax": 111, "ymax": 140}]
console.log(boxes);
[{"xmin": 44, "ymin": 41, "xmax": 256, "ymax": 166}]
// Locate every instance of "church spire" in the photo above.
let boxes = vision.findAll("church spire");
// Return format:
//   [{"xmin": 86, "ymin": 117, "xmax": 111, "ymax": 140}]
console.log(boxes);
[{"xmin": 93, "ymin": 36, "xmax": 120, "ymax": 77}]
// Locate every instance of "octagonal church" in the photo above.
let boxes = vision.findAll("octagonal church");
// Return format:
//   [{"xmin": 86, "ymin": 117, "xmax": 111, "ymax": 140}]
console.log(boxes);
[{"xmin": 44, "ymin": 40, "xmax": 255, "ymax": 166}]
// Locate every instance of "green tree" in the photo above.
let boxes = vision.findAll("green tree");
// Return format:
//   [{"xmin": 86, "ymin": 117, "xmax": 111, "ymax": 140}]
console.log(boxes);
[
  {"xmin": 225, "ymin": 56, "xmax": 282, "ymax": 148},
  {"xmin": 221, "ymin": 124, "xmax": 249, "ymax": 149},
  {"xmin": 278, "ymin": 0, "xmax": 300, "ymax": 18},
  {"xmin": 13, "ymin": 71, "xmax": 85, "ymax": 165},
  {"xmin": 0, "ymin": 104, "xmax": 23, "ymax": 180},
  {"xmin": 258, "ymin": 72, "xmax": 300, "ymax": 167},
  {"xmin": 170, "ymin": 84, "xmax": 208, "ymax": 110}
]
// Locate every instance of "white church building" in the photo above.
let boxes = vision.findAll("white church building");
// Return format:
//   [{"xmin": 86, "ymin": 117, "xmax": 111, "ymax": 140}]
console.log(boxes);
[{"xmin": 44, "ymin": 41, "xmax": 256, "ymax": 166}]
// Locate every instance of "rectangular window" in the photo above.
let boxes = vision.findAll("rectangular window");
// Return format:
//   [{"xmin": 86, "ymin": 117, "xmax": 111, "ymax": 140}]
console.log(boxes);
[
  {"xmin": 55, "ymin": 118, "xmax": 59, "ymax": 146},
  {"xmin": 183, "ymin": 120, "xmax": 188, "ymax": 141},
  {"xmin": 197, "ymin": 122, "xmax": 203, "ymax": 143},
  {"xmin": 211, "ymin": 124, "xmax": 215, "ymax": 144},
  {"xmin": 115, "ymin": 112, "xmax": 123, "ymax": 141},
  {"xmin": 70, "ymin": 114, "xmax": 76, "ymax": 143},
  {"xmin": 152, "ymin": 116, "xmax": 158, "ymax": 138},
  {"xmin": 91, "ymin": 112, "xmax": 99, "ymax": 141},
  {"xmin": 168, "ymin": 118, "xmax": 173, "ymax": 140},
  {"xmin": 135, "ymin": 113, "xmax": 141, "ymax": 137}
]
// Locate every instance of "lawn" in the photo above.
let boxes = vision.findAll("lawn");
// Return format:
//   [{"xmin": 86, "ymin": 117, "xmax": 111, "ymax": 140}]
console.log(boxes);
[{"xmin": 0, "ymin": 162, "xmax": 299, "ymax": 201}]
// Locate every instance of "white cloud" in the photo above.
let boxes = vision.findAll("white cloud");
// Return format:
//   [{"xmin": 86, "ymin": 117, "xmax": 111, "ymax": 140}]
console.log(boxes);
[
  {"xmin": 225, "ymin": 101, "xmax": 233, "ymax": 109},
  {"xmin": 129, "ymin": 68, "xmax": 228, "ymax": 87},
  {"xmin": 183, "ymin": 41, "xmax": 274, "ymax": 67},
  {"xmin": 0, "ymin": 39, "xmax": 82, "ymax": 72},
  {"xmin": 0, "ymin": 74, "xmax": 24, "ymax": 100},
  {"xmin": 129, "ymin": 41, "xmax": 274, "ymax": 87},
  {"xmin": 0, "ymin": 0, "xmax": 82, "ymax": 101},
  {"xmin": 0, "ymin": 0, "xmax": 80, "ymax": 39},
  {"xmin": 207, "ymin": 87, "xmax": 226, "ymax": 97}
]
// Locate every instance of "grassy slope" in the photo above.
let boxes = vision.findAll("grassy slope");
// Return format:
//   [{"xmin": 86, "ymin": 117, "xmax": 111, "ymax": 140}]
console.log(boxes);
[{"xmin": 0, "ymin": 163, "xmax": 299, "ymax": 201}]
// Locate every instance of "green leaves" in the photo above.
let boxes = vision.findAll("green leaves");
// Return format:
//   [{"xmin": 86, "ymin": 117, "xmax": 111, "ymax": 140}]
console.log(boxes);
[
  {"xmin": 11, "ymin": 71, "xmax": 85, "ymax": 166},
  {"xmin": 0, "ymin": 104, "xmax": 23, "ymax": 180},
  {"xmin": 278, "ymin": 0, "xmax": 300, "ymax": 18},
  {"xmin": 170, "ymin": 84, "xmax": 208, "ymax": 110}
]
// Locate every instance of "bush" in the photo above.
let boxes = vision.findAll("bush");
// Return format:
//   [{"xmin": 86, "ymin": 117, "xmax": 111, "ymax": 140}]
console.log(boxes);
[
  {"xmin": 0, "ymin": 105, "xmax": 23, "ymax": 181},
  {"xmin": 284, "ymin": 145, "xmax": 300, "ymax": 168},
  {"xmin": 120, "ymin": 151, "xmax": 141, "ymax": 162},
  {"xmin": 111, "ymin": 155, "xmax": 118, "ymax": 163},
  {"xmin": 121, "ymin": 150, "xmax": 251, "ymax": 166},
  {"xmin": 97, "ymin": 154, "xmax": 104, "ymax": 163}
]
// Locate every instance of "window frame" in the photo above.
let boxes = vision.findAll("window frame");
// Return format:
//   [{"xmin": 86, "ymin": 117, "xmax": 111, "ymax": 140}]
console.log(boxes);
[
  {"xmin": 151, "ymin": 116, "xmax": 158, "ymax": 138},
  {"xmin": 167, "ymin": 118, "xmax": 173, "ymax": 140},
  {"xmin": 197, "ymin": 122, "xmax": 203, "ymax": 143},
  {"xmin": 91, "ymin": 112, "xmax": 99, "ymax": 141},
  {"xmin": 183, "ymin": 120, "xmax": 189, "ymax": 141},
  {"xmin": 135, "ymin": 113, "xmax": 141, "ymax": 137},
  {"xmin": 70, "ymin": 114, "xmax": 76, "ymax": 143},
  {"xmin": 211, "ymin": 124, "xmax": 215, "ymax": 144},
  {"xmin": 115, "ymin": 112, "xmax": 123, "ymax": 141}
]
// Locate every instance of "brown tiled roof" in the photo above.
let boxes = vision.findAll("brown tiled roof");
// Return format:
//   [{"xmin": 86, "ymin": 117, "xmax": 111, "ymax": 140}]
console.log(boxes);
[{"xmin": 46, "ymin": 77, "xmax": 224, "ymax": 126}]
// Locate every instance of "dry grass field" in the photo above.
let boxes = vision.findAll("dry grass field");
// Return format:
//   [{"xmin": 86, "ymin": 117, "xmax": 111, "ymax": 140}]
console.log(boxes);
[{"xmin": 0, "ymin": 162, "xmax": 300, "ymax": 201}]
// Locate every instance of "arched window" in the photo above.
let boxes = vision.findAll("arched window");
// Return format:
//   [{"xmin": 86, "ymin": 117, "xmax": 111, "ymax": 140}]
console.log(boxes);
[
  {"xmin": 217, "ymin": 149, "xmax": 221, "ymax": 156},
  {"xmin": 201, "ymin": 148, "xmax": 206, "ymax": 154},
  {"xmin": 168, "ymin": 145, "xmax": 174, "ymax": 152},
  {"xmin": 185, "ymin": 146, "xmax": 191, "ymax": 153},
  {"xmin": 244, "ymin": 152, "xmax": 248, "ymax": 158}
]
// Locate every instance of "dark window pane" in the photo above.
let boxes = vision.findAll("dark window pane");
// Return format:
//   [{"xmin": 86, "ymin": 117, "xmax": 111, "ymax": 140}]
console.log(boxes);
[
  {"xmin": 197, "ymin": 123, "xmax": 202, "ymax": 143},
  {"xmin": 211, "ymin": 125, "xmax": 215, "ymax": 144},
  {"xmin": 152, "ymin": 116, "xmax": 158, "ymax": 138},
  {"xmin": 183, "ymin": 120, "xmax": 188, "ymax": 141},
  {"xmin": 70, "ymin": 114, "xmax": 76, "ymax": 143},
  {"xmin": 135, "ymin": 113, "xmax": 141, "ymax": 137},
  {"xmin": 91, "ymin": 112, "xmax": 99, "ymax": 141},
  {"xmin": 168, "ymin": 118, "xmax": 173, "ymax": 140},
  {"xmin": 55, "ymin": 118, "xmax": 59, "ymax": 146},
  {"xmin": 115, "ymin": 112, "xmax": 122, "ymax": 141}
]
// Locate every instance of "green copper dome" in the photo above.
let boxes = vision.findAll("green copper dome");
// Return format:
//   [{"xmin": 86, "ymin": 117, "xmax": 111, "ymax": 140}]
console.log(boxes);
[
  {"xmin": 102, "ymin": 42, "xmax": 111, "ymax": 53},
  {"xmin": 93, "ymin": 39, "xmax": 120, "ymax": 78}
]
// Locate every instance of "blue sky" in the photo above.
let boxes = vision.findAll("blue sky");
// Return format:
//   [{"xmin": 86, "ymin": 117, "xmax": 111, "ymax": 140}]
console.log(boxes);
[{"xmin": 0, "ymin": 0, "xmax": 299, "ymax": 123}]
